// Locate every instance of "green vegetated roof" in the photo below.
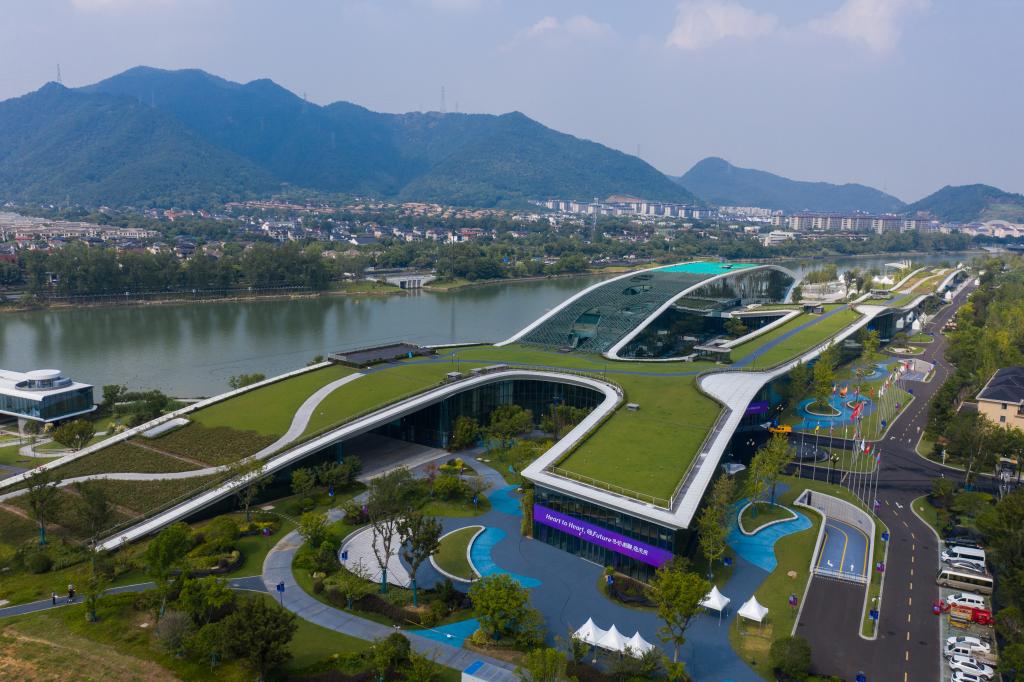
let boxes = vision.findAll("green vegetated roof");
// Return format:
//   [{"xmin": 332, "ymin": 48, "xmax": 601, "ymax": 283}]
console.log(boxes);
[{"xmin": 518, "ymin": 262, "xmax": 757, "ymax": 353}]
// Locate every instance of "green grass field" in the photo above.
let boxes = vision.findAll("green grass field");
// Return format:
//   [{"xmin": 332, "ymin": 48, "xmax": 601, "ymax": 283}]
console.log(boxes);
[
  {"xmin": 434, "ymin": 525, "xmax": 480, "ymax": 580},
  {"xmin": 191, "ymin": 364, "xmax": 354, "ymax": 437},
  {"xmin": 555, "ymin": 374, "xmax": 719, "ymax": 502},
  {"xmin": 735, "ymin": 308, "xmax": 861, "ymax": 369},
  {"xmin": 301, "ymin": 360, "xmax": 489, "ymax": 438}
]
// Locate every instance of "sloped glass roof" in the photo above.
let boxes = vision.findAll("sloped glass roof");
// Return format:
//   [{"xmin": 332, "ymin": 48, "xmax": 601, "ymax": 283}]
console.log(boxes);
[{"xmin": 520, "ymin": 263, "xmax": 759, "ymax": 353}]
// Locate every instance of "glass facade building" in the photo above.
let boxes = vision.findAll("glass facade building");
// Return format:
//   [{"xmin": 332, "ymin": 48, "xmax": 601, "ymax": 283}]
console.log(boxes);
[
  {"xmin": 533, "ymin": 485, "xmax": 683, "ymax": 582},
  {"xmin": 0, "ymin": 369, "xmax": 96, "ymax": 422},
  {"xmin": 373, "ymin": 378, "xmax": 602, "ymax": 449}
]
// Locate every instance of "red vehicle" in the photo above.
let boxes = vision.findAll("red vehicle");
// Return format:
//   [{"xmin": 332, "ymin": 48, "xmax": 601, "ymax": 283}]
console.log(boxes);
[{"xmin": 949, "ymin": 605, "xmax": 993, "ymax": 627}]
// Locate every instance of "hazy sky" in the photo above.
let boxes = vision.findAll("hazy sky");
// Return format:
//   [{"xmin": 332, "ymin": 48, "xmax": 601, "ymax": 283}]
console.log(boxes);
[{"xmin": 1, "ymin": 0, "xmax": 1020, "ymax": 201}]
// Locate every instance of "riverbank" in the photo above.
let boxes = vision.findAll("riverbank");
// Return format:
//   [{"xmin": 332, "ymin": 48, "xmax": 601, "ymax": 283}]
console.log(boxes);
[
  {"xmin": 423, "ymin": 268, "xmax": 626, "ymax": 292},
  {"xmin": 0, "ymin": 280, "xmax": 406, "ymax": 313}
]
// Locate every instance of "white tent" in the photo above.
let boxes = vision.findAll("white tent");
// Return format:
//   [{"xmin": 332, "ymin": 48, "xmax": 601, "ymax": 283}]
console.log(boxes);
[
  {"xmin": 596, "ymin": 624, "xmax": 628, "ymax": 652},
  {"xmin": 701, "ymin": 585, "xmax": 731, "ymax": 612},
  {"xmin": 625, "ymin": 631, "xmax": 655, "ymax": 657},
  {"xmin": 573, "ymin": 618, "xmax": 606, "ymax": 647},
  {"xmin": 737, "ymin": 596, "xmax": 769, "ymax": 625},
  {"xmin": 701, "ymin": 585, "xmax": 731, "ymax": 625}
]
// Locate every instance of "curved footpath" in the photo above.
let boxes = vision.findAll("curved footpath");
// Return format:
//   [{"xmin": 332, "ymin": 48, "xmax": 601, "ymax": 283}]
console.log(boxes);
[
  {"xmin": 262, "ymin": 451, "xmax": 782, "ymax": 681},
  {"xmin": 0, "ymin": 373, "xmax": 366, "ymax": 503}
]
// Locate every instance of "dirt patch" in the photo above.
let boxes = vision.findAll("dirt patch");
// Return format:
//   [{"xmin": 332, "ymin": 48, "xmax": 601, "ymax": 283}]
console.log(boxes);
[{"xmin": 0, "ymin": 625, "xmax": 177, "ymax": 681}]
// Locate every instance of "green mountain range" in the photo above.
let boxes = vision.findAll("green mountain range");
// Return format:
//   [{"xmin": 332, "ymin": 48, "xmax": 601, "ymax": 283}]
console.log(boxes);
[
  {"xmin": 677, "ymin": 157, "xmax": 906, "ymax": 214},
  {"xmin": 905, "ymin": 184, "xmax": 1024, "ymax": 223},
  {"xmin": 0, "ymin": 66, "xmax": 696, "ymax": 208}
]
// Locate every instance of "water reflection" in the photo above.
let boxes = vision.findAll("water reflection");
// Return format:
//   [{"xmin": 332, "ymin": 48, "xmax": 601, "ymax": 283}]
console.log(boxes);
[{"xmin": 1, "ymin": 252, "xmax": 975, "ymax": 397}]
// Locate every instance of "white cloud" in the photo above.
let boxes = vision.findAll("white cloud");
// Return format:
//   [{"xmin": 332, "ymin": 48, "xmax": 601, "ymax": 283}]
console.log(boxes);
[
  {"xmin": 525, "ymin": 16, "xmax": 560, "ymax": 39},
  {"xmin": 808, "ymin": 0, "xmax": 929, "ymax": 54},
  {"xmin": 513, "ymin": 14, "xmax": 613, "ymax": 47},
  {"xmin": 665, "ymin": 0, "xmax": 778, "ymax": 50}
]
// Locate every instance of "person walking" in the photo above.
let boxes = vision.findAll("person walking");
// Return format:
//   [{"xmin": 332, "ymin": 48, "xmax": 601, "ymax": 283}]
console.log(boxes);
[
  {"xmin": 51, "ymin": 592, "xmax": 57, "ymax": 606},
  {"xmin": 67, "ymin": 584, "xmax": 75, "ymax": 603}
]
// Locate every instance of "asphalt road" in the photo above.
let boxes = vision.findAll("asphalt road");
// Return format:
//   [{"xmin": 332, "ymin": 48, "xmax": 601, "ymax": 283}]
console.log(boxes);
[{"xmin": 794, "ymin": 282, "xmax": 977, "ymax": 682}]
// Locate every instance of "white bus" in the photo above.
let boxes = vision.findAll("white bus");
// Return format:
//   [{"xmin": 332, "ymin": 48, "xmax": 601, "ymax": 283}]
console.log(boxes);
[{"xmin": 937, "ymin": 568, "xmax": 994, "ymax": 595}]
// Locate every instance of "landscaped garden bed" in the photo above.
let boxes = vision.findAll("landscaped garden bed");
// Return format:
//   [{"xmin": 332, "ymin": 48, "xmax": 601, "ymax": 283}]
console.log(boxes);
[
  {"xmin": 738, "ymin": 502, "xmax": 797, "ymax": 534},
  {"xmin": 432, "ymin": 525, "xmax": 481, "ymax": 582}
]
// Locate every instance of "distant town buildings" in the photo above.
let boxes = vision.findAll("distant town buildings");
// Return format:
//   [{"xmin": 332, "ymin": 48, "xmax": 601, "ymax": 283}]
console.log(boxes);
[
  {"xmin": 537, "ymin": 197, "xmax": 714, "ymax": 220},
  {"xmin": 0, "ymin": 211, "xmax": 158, "ymax": 242},
  {"xmin": 769, "ymin": 212, "xmax": 941, "ymax": 234}
]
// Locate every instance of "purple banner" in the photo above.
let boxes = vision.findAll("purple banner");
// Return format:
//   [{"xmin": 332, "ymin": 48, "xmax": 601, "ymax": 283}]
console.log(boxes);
[
  {"xmin": 533, "ymin": 504, "xmax": 674, "ymax": 567},
  {"xmin": 745, "ymin": 400, "xmax": 770, "ymax": 416}
]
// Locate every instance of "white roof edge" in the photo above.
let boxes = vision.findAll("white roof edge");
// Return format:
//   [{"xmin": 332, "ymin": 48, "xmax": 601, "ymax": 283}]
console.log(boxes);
[
  {"xmin": 604, "ymin": 264, "xmax": 799, "ymax": 360},
  {"xmin": 98, "ymin": 369, "xmax": 622, "ymax": 550}
]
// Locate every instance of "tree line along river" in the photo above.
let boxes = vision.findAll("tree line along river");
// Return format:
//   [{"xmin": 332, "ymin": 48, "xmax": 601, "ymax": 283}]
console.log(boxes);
[{"xmin": 0, "ymin": 251, "xmax": 978, "ymax": 397}]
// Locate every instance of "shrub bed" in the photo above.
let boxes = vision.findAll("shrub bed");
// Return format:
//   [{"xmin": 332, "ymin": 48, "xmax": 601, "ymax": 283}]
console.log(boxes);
[{"xmin": 149, "ymin": 423, "xmax": 277, "ymax": 466}]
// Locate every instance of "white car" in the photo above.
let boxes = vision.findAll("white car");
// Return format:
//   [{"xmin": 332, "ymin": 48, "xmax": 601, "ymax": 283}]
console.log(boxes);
[
  {"xmin": 948, "ymin": 655, "xmax": 994, "ymax": 680},
  {"xmin": 947, "ymin": 592, "xmax": 987, "ymax": 609},
  {"xmin": 946, "ymin": 635, "xmax": 991, "ymax": 655},
  {"xmin": 951, "ymin": 671, "xmax": 985, "ymax": 682}
]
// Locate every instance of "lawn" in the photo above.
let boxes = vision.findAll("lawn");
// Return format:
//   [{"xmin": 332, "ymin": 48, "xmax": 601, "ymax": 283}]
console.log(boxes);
[
  {"xmin": 0, "ymin": 442, "xmax": 59, "ymax": 469},
  {"xmin": 909, "ymin": 333, "xmax": 934, "ymax": 343},
  {"xmin": 734, "ymin": 308, "xmax": 862, "ymax": 369},
  {"xmin": 433, "ymin": 525, "xmax": 480, "ymax": 581},
  {"xmin": 0, "ymin": 590, "xmax": 377, "ymax": 681},
  {"xmin": 190, "ymin": 364, "xmax": 354, "ymax": 437},
  {"xmin": 912, "ymin": 495, "xmax": 943, "ymax": 536},
  {"xmin": 739, "ymin": 502, "xmax": 796, "ymax": 533},
  {"xmin": 24, "ymin": 442, "xmax": 202, "ymax": 484},
  {"xmin": 555, "ymin": 373, "xmax": 720, "ymax": 503},
  {"xmin": 300, "ymin": 360, "xmax": 490, "ymax": 439}
]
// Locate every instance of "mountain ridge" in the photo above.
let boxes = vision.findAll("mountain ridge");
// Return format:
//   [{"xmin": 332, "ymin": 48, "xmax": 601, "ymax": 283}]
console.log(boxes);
[
  {"xmin": 0, "ymin": 66, "xmax": 697, "ymax": 208},
  {"xmin": 677, "ymin": 157, "xmax": 906, "ymax": 214}
]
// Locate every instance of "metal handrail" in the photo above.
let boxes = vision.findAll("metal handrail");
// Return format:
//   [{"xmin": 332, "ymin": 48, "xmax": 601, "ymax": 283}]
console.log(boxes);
[{"xmin": 546, "ymin": 466, "xmax": 670, "ymax": 508}]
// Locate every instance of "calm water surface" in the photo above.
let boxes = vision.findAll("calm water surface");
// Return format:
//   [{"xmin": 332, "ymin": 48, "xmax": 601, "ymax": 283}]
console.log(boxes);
[{"xmin": 0, "ymin": 251, "xmax": 978, "ymax": 396}]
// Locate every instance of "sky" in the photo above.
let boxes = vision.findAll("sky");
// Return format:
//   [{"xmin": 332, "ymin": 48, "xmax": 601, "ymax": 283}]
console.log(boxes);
[{"xmin": 0, "ymin": 0, "xmax": 1020, "ymax": 202}]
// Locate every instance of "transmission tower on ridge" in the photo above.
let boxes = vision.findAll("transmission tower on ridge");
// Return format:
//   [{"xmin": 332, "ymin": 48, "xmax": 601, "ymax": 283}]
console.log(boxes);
[
  {"xmin": 56, "ymin": 63, "xmax": 63, "ymax": 85},
  {"xmin": 440, "ymin": 86, "xmax": 446, "ymax": 113}
]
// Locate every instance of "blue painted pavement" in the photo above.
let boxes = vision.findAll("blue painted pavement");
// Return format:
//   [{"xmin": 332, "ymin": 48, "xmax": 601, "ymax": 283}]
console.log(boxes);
[
  {"xmin": 470, "ymin": 527, "xmax": 541, "ymax": 588},
  {"xmin": 414, "ymin": 618, "xmax": 481, "ymax": 648},
  {"xmin": 728, "ymin": 499, "xmax": 812, "ymax": 573}
]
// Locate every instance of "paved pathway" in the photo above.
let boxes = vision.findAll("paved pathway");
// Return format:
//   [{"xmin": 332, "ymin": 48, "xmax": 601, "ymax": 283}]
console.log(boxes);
[
  {"xmin": 261, "ymin": 516, "xmax": 516, "ymax": 675},
  {"xmin": 0, "ymin": 576, "xmax": 265, "ymax": 620}
]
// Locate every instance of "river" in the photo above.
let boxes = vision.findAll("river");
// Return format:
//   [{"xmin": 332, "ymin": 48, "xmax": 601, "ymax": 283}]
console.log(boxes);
[{"xmin": 0, "ymin": 251, "xmax": 978, "ymax": 397}]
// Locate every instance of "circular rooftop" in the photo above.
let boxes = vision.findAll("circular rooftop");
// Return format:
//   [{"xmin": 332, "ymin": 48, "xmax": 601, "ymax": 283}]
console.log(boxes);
[{"xmin": 24, "ymin": 369, "xmax": 62, "ymax": 381}]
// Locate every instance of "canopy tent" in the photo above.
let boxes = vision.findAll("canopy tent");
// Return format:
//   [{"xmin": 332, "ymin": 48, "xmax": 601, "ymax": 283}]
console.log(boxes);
[
  {"xmin": 701, "ymin": 585, "xmax": 732, "ymax": 625},
  {"xmin": 701, "ymin": 585, "xmax": 731, "ymax": 612},
  {"xmin": 737, "ymin": 596, "xmax": 769, "ymax": 624},
  {"xmin": 625, "ymin": 631, "xmax": 656, "ymax": 656},
  {"xmin": 596, "ymin": 624, "xmax": 628, "ymax": 652},
  {"xmin": 573, "ymin": 618, "xmax": 607, "ymax": 647}
]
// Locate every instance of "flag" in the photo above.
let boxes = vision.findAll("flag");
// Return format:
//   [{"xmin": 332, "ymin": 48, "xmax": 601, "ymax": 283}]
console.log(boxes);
[
  {"xmin": 832, "ymin": 383, "xmax": 837, "ymax": 394},
  {"xmin": 875, "ymin": 449, "xmax": 881, "ymax": 465},
  {"xmin": 815, "ymin": 424, "xmax": 820, "ymax": 433},
  {"xmin": 864, "ymin": 442, "xmax": 872, "ymax": 454}
]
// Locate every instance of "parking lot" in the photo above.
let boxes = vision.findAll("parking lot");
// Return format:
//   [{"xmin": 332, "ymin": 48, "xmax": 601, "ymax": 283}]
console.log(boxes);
[{"xmin": 937, "ymin": 539, "xmax": 998, "ymax": 681}]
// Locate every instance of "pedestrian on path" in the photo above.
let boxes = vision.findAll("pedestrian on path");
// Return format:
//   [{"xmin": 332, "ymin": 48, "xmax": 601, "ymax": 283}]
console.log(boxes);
[
  {"xmin": 67, "ymin": 584, "xmax": 75, "ymax": 603},
  {"xmin": 51, "ymin": 592, "xmax": 57, "ymax": 606}
]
